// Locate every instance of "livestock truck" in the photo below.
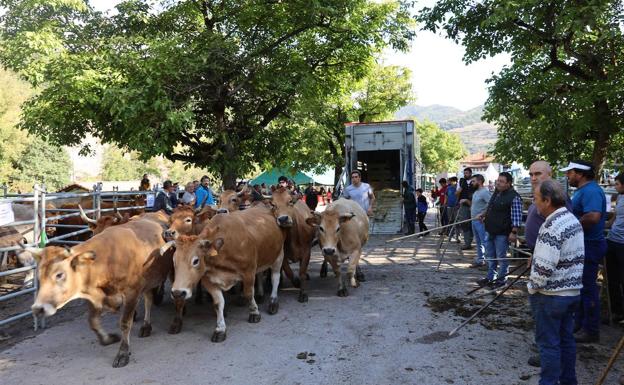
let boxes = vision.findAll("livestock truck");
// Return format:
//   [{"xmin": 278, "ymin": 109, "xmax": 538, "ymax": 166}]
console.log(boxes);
[{"xmin": 339, "ymin": 120, "xmax": 422, "ymax": 234}]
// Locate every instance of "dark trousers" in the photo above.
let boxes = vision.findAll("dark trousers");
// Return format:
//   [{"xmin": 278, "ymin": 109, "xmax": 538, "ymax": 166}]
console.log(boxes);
[
  {"xmin": 417, "ymin": 211, "xmax": 428, "ymax": 233},
  {"xmin": 404, "ymin": 207, "xmax": 416, "ymax": 234},
  {"xmin": 530, "ymin": 293, "xmax": 580, "ymax": 385},
  {"xmin": 457, "ymin": 204, "xmax": 473, "ymax": 247},
  {"xmin": 606, "ymin": 239, "xmax": 624, "ymax": 317},
  {"xmin": 575, "ymin": 239, "xmax": 607, "ymax": 335},
  {"xmin": 439, "ymin": 205, "xmax": 449, "ymax": 227}
]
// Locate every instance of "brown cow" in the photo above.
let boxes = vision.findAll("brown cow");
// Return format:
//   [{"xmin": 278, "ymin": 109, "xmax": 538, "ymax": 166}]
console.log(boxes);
[
  {"xmin": 266, "ymin": 187, "xmax": 316, "ymax": 302},
  {"xmin": 217, "ymin": 187, "xmax": 251, "ymax": 214},
  {"xmin": 306, "ymin": 198, "xmax": 369, "ymax": 297},
  {"xmin": 78, "ymin": 205, "xmax": 130, "ymax": 235},
  {"xmin": 161, "ymin": 206, "xmax": 286, "ymax": 341},
  {"xmin": 27, "ymin": 211, "xmax": 172, "ymax": 368}
]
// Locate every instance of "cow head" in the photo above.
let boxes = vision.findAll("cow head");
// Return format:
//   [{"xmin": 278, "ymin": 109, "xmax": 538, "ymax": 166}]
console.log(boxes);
[
  {"xmin": 218, "ymin": 188, "xmax": 250, "ymax": 214},
  {"xmin": 79, "ymin": 205, "xmax": 128, "ymax": 235},
  {"xmin": 306, "ymin": 209, "xmax": 355, "ymax": 257},
  {"xmin": 267, "ymin": 187, "xmax": 300, "ymax": 228},
  {"xmin": 168, "ymin": 233, "xmax": 224, "ymax": 300},
  {"xmin": 164, "ymin": 205, "xmax": 216, "ymax": 241},
  {"xmin": 27, "ymin": 246, "xmax": 96, "ymax": 317}
]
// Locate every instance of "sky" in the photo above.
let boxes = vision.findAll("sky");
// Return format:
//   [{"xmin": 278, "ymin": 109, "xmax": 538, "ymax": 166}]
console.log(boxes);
[{"xmin": 90, "ymin": 0, "xmax": 509, "ymax": 111}]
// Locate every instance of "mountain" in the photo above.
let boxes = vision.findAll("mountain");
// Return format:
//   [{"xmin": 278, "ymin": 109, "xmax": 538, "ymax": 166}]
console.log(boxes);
[{"xmin": 395, "ymin": 104, "xmax": 497, "ymax": 154}]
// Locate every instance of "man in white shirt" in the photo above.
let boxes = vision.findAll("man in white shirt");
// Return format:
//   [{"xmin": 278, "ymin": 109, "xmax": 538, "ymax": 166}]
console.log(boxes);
[{"xmin": 342, "ymin": 170, "xmax": 375, "ymax": 216}]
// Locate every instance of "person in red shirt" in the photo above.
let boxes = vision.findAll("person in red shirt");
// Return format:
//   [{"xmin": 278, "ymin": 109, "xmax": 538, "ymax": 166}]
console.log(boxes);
[{"xmin": 435, "ymin": 178, "xmax": 449, "ymax": 228}]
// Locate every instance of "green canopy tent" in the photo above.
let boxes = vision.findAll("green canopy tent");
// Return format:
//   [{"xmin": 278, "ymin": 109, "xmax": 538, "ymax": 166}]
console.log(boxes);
[{"xmin": 249, "ymin": 168, "xmax": 315, "ymax": 186}]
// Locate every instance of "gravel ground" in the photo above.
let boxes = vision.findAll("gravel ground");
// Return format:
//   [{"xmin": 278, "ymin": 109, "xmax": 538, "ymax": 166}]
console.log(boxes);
[{"xmin": 0, "ymin": 223, "xmax": 622, "ymax": 385}]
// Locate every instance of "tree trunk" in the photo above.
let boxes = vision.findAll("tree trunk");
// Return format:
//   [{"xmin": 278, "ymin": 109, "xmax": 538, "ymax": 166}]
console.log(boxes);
[
  {"xmin": 333, "ymin": 165, "xmax": 343, "ymax": 187},
  {"xmin": 591, "ymin": 100, "xmax": 617, "ymax": 180}
]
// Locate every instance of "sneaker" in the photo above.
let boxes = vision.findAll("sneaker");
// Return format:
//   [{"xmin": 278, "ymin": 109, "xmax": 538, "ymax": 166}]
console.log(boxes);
[
  {"xmin": 527, "ymin": 355, "xmax": 540, "ymax": 367},
  {"xmin": 475, "ymin": 278, "xmax": 490, "ymax": 287},
  {"xmin": 489, "ymin": 280, "xmax": 506, "ymax": 289},
  {"xmin": 469, "ymin": 262, "xmax": 485, "ymax": 268},
  {"xmin": 574, "ymin": 330, "xmax": 599, "ymax": 344},
  {"xmin": 461, "ymin": 245, "xmax": 472, "ymax": 250}
]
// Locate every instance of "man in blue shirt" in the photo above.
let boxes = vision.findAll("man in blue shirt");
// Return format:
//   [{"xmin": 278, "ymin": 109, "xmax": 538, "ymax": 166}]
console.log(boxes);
[
  {"xmin": 195, "ymin": 175, "xmax": 215, "ymax": 209},
  {"xmin": 563, "ymin": 160, "xmax": 607, "ymax": 343},
  {"xmin": 446, "ymin": 177, "xmax": 459, "ymax": 240}
]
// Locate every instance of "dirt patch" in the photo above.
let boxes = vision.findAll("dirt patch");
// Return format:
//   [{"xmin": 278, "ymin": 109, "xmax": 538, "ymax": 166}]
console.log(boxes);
[{"xmin": 425, "ymin": 295, "xmax": 491, "ymax": 318}]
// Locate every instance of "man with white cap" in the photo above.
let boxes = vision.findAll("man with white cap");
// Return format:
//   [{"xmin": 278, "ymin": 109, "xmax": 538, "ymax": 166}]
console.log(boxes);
[{"xmin": 562, "ymin": 160, "xmax": 606, "ymax": 344}]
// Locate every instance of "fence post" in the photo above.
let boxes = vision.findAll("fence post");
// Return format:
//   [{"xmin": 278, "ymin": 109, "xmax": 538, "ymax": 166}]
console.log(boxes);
[{"xmin": 1, "ymin": 184, "xmax": 6, "ymax": 198}]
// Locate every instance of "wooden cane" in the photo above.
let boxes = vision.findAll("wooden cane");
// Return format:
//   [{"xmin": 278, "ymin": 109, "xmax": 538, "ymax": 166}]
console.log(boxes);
[{"xmin": 595, "ymin": 334, "xmax": 624, "ymax": 385}]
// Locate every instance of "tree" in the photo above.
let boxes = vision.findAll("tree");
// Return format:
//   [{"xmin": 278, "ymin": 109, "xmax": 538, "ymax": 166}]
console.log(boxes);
[
  {"xmin": 418, "ymin": 0, "xmax": 624, "ymax": 172},
  {"xmin": 275, "ymin": 62, "xmax": 414, "ymax": 183},
  {"xmin": 101, "ymin": 146, "xmax": 160, "ymax": 181},
  {"xmin": 10, "ymin": 137, "xmax": 72, "ymax": 192},
  {"xmin": 0, "ymin": 0, "xmax": 415, "ymax": 187},
  {"xmin": 414, "ymin": 120, "xmax": 466, "ymax": 174},
  {"xmin": 0, "ymin": 68, "xmax": 31, "ymax": 185}
]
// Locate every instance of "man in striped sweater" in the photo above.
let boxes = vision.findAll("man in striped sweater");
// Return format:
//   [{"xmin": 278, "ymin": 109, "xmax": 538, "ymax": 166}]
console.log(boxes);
[{"xmin": 529, "ymin": 179, "xmax": 584, "ymax": 385}]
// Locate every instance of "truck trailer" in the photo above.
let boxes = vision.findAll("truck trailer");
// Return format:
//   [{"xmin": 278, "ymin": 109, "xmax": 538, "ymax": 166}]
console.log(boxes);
[{"xmin": 339, "ymin": 120, "xmax": 421, "ymax": 234}]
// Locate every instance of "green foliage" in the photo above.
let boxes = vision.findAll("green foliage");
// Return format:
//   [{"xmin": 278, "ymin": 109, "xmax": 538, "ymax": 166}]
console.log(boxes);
[
  {"xmin": 1, "ymin": 0, "xmax": 415, "ymax": 186},
  {"xmin": 274, "ymin": 62, "xmax": 414, "ymax": 182},
  {"xmin": 10, "ymin": 137, "xmax": 72, "ymax": 192},
  {"xmin": 418, "ymin": 0, "xmax": 624, "ymax": 171},
  {"xmin": 414, "ymin": 120, "xmax": 466, "ymax": 174}
]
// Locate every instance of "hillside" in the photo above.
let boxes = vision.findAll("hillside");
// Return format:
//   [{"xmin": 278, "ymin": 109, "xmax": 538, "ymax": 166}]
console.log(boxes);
[{"xmin": 395, "ymin": 104, "xmax": 497, "ymax": 154}]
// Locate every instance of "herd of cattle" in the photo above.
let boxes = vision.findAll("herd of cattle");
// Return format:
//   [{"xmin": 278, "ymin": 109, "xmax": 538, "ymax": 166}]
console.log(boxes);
[{"xmin": 7, "ymin": 186, "xmax": 369, "ymax": 368}]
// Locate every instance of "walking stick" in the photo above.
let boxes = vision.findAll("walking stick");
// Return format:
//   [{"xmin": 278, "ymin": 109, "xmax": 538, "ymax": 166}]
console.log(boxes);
[
  {"xmin": 448, "ymin": 264, "xmax": 531, "ymax": 336},
  {"xmin": 595, "ymin": 334, "xmax": 624, "ymax": 385},
  {"xmin": 385, "ymin": 217, "xmax": 475, "ymax": 243},
  {"xmin": 464, "ymin": 262, "xmax": 526, "ymax": 296}
]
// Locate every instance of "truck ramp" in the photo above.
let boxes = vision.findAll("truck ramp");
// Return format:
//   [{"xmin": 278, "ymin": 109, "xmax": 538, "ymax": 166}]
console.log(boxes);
[{"xmin": 371, "ymin": 189, "xmax": 403, "ymax": 234}]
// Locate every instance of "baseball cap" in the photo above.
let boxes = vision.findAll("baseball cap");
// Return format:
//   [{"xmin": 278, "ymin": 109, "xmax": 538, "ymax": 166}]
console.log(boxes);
[{"xmin": 560, "ymin": 161, "xmax": 592, "ymax": 172}]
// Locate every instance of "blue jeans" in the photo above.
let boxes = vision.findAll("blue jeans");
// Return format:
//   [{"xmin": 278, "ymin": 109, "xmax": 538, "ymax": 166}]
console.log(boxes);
[
  {"xmin": 575, "ymin": 239, "xmax": 607, "ymax": 335},
  {"xmin": 485, "ymin": 233, "xmax": 509, "ymax": 282},
  {"xmin": 530, "ymin": 293, "xmax": 580, "ymax": 385},
  {"xmin": 472, "ymin": 220, "xmax": 487, "ymax": 265}
]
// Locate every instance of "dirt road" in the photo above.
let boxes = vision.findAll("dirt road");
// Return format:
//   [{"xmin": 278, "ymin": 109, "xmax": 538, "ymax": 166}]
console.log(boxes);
[{"xmin": 0, "ymin": 233, "xmax": 622, "ymax": 385}]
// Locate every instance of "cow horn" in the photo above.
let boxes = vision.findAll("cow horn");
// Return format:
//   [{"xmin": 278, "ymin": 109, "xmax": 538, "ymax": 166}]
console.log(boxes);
[
  {"xmin": 262, "ymin": 195, "xmax": 273, "ymax": 200},
  {"xmin": 160, "ymin": 240, "xmax": 176, "ymax": 256},
  {"xmin": 18, "ymin": 242, "xmax": 44, "ymax": 258},
  {"xmin": 78, "ymin": 205, "xmax": 97, "ymax": 225}
]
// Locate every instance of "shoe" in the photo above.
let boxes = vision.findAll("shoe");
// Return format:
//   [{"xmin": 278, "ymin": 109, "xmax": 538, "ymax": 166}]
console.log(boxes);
[
  {"xmin": 489, "ymin": 280, "xmax": 506, "ymax": 289},
  {"xmin": 469, "ymin": 262, "xmax": 485, "ymax": 268},
  {"xmin": 475, "ymin": 278, "xmax": 490, "ymax": 287},
  {"xmin": 574, "ymin": 330, "xmax": 599, "ymax": 344},
  {"xmin": 527, "ymin": 355, "xmax": 540, "ymax": 367},
  {"xmin": 461, "ymin": 245, "xmax": 472, "ymax": 250}
]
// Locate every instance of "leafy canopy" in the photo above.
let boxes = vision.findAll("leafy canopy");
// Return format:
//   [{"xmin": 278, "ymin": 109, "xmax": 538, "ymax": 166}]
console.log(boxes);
[
  {"xmin": 414, "ymin": 120, "xmax": 466, "ymax": 174},
  {"xmin": 0, "ymin": 0, "xmax": 415, "ymax": 186},
  {"xmin": 418, "ymin": 0, "xmax": 624, "ymax": 170}
]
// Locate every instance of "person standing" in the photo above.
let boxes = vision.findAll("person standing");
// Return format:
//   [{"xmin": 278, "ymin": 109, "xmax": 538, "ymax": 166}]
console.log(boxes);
[
  {"xmin": 446, "ymin": 177, "xmax": 460, "ymax": 241},
  {"xmin": 477, "ymin": 172, "xmax": 522, "ymax": 288},
  {"xmin": 195, "ymin": 175, "xmax": 215, "ymax": 209},
  {"xmin": 416, "ymin": 188, "xmax": 429, "ymax": 235},
  {"xmin": 606, "ymin": 172, "xmax": 624, "ymax": 323},
  {"xmin": 181, "ymin": 182, "xmax": 196, "ymax": 205},
  {"xmin": 342, "ymin": 170, "xmax": 375, "ymax": 216},
  {"xmin": 469, "ymin": 174, "xmax": 491, "ymax": 268},
  {"xmin": 563, "ymin": 160, "xmax": 606, "ymax": 343},
  {"xmin": 456, "ymin": 168, "xmax": 475, "ymax": 250},
  {"xmin": 401, "ymin": 181, "xmax": 417, "ymax": 235},
  {"xmin": 304, "ymin": 185, "xmax": 319, "ymax": 211},
  {"xmin": 434, "ymin": 178, "xmax": 449, "ymax": 228},
  {"xmin": 152, "ymin": 180, "xmax": 176, "ymax": 214},
  {"xmin": 139, "ymin": 174, "xmax": 150, "ymax": 191},
  {"xmin": 529, "ymin": 179, "xmax": 584, "ymax": 385}
]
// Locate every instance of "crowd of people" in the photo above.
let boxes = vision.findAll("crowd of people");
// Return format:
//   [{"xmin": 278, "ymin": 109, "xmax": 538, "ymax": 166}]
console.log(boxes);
[
  {"xmin": 137, "ymin": 173, "xmax": 336, "ymax": 215},
  {"xmin": 421, "ymin": 161, "xmax": 623, "ymax": 385}
]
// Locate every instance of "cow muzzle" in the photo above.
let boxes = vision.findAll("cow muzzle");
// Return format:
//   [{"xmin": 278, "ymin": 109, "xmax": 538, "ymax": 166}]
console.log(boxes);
[
  {"xmin": 277, "ymin": 215, "xmax": 293, "ymax": 227},
  {"xmin": 31, "ymin": 302, "xmax": 57, "ymax": 317},
  {"xmin": 163, "ymin": 229, "xmax": 177, "ymax": 241},
  {"xmin": 171, "ymin": 288, "xmax": 191, "ymax": 301},
  {"xmin": 322, "ymin": 247, "xmax": 336, "ymax": 256},
  {"xmin": 217, "ymin": 208, "xmax": 229, "ymax": 214}
]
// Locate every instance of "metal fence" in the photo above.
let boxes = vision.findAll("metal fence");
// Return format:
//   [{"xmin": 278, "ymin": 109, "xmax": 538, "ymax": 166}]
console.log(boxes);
[{"xmin": 0, "ymin": 184, "xmax": 151, "ymax": 330}]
